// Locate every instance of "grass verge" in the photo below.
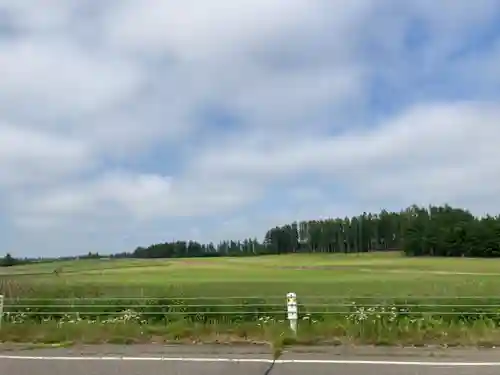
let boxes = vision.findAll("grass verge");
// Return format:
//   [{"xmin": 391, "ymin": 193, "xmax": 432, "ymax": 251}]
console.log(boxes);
[{"xmin": 4, "ymin": 296, "xmax": 500, "ymax": 347}]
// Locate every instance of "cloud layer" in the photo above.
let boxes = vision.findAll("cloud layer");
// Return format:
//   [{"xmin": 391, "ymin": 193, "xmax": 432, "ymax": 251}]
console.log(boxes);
[{"xmin": 1, "ymin": 0, "xmax": 500, "ymax": 256}]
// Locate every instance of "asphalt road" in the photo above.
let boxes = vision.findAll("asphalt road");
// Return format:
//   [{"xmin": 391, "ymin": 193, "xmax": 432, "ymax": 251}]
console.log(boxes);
[{"xmin": 2, "ymin": 345, "xmax": 500, "ymax": 375}]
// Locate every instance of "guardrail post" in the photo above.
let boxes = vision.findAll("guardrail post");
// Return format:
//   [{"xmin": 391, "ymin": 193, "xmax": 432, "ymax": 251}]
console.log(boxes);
[
  {"xmin": 0, "ymin": 295, "xmax": 4, "ymax": 329},
  {"xmin": 286, "ymin": 292, "xmax": 298, "ymax": 335}
]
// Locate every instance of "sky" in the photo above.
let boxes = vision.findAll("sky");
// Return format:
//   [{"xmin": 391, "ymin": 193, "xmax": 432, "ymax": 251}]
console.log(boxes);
[{"xmin": 1, "ymin": 0, "xmax": 500, "ymax": 257}]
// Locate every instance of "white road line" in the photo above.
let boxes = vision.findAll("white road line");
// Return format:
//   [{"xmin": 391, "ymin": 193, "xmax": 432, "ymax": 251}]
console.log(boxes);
[{"xmin": 1, "ymin": 355, "xmax": 500, "ymax": 366}]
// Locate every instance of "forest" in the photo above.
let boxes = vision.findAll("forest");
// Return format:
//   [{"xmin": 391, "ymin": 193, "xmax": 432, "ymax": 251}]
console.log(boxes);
[{"xmin": 114, "ymin": 204, "xmax": 500, "ymax": 259}]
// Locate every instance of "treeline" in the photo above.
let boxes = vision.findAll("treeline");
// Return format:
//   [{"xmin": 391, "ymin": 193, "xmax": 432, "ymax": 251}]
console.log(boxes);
[
  {"xmin": 403, "ymin": 205, "xmax": 500, "ymax": 257},
  {"xmin": 109, "ymin": 204, "xmax": 500, "ymax": 259},
  {"xmin": 109, "ymin": 208, "xmax": 406, "ymax": 259},
  {"xmin": 0, "ymin": 253, "xmax": 31, "ymax": 267},
  {"xmin": 4, "ymin": 204, "xmax": 500, "ymax": 264},
  {"xmin": 112, "ymin": 238, "xmax": 267, "ymax": 259}
]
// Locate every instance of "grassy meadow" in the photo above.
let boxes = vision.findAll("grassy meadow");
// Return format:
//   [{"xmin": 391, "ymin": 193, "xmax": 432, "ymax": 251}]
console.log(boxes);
[
  {"xmin": 2, "ymin": 252, "xmax": 500, "ymax": 297},
  {"xmin": 3, "ymin": 252, "xmax": 500, "ymax": 346}
]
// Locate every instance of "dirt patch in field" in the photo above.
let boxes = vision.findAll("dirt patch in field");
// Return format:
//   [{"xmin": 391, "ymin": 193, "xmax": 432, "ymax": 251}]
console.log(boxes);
[
  {"xmin": 272, "ymin": 265, "xmax": 360, "ymax": 271},
  {"xmin": 174, "ymin": 260, "xmax": 200, "ymax": 265},
  {"xmin": 361, "ymin": 269, "xmax": 500, "ymax": 276}
]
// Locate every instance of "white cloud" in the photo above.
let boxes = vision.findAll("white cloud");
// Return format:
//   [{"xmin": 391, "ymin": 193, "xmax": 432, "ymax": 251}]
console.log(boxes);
[
  {"xmin": 14, "ymin": 101, "xmax": 500, "ymax": 230},
  {"xmin": 0, "ymin": 37, "xmax": 143, "ymax": 123},
  {"xmin": 0, "ymin": 121, "xmax": 92, "ymax": 187},
  {"xmin": 191, "ymin": 101, "xmax": 500, "ymax": 208},
  {"xmin": 0, "ymin": 1, "xmax": 75, "ymax": 32},
  {"xmin": 104, "ymin": 0, "xmax": 373, "ymax": 61},
  {"xmin": 223, "ymin": 65, "xmax": 366, "ymax": 130},
  {"xmin": 1, "ymin": 0, "xmax": 500, "ymax": 256},
  {"xmin": 12, "ymin": 171, "xmax": 262, "ymax": 230}
]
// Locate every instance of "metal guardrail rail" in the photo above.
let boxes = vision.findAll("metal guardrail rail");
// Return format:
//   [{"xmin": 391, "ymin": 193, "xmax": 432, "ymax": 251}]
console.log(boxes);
[
  {"xmin": 2, "ymin": 295, "xmax": 500, "ymax": 317},
  {"xmin": 1, "ymin": 294, "xmax": 499, "ymax": 337}
]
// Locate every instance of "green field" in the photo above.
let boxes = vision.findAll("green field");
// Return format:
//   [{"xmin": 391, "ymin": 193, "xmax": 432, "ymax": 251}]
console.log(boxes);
[
  {"xmin": 4, "ymin": 253, "xmax": 500, "ymax": 346},
  {"xmin": 2, "ymin": 252, "xmax": 500, "ymax": 298}
]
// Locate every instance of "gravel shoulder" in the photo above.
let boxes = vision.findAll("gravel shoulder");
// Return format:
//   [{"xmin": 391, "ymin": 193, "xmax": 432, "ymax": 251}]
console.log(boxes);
[{"xmin": 2, "ymin": 343, "xmax": 500, "ymax": 361}]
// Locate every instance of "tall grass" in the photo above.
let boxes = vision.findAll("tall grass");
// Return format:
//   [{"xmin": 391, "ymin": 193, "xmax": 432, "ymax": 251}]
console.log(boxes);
[
  {"xmin": 3, "ymin": 301, "xmax": 500, "ymax": 347},
  {"xmin": 6, "ymin": 296, "xmax": 500, "ymax": 324}
]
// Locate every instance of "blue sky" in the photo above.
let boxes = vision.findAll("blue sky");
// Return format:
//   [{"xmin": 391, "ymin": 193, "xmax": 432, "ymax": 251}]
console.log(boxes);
[{"xmin": 1, "ymin": 0, "xmax": 500, "ymax": 257}]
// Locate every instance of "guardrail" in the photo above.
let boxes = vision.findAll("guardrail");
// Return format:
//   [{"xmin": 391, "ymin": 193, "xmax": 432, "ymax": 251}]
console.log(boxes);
[{"xmin": 2, "ymin": 293, "xmax": 500, "ymax": 333}]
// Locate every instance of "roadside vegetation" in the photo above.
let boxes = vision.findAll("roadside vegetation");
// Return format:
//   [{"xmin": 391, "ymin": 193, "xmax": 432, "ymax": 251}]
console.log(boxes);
[{"xmin": 3, "ymin": 316, "xmax": 500, "ymax": 348}]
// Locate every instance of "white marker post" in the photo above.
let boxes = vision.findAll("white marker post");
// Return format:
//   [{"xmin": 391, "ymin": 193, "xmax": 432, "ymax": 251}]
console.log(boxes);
[
  {"xmin": 0, "ymin": 295, "xmax": 4, "ymax": 329},
  {"xmin": 286, "ymin": 292, "xmax": 298, "ymax": 335}
]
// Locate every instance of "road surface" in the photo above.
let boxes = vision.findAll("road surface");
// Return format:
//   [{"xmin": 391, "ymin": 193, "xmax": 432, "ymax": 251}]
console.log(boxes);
[{"xmin": 2, "ymin": 344, "xmax": 500, "ymax": 375}]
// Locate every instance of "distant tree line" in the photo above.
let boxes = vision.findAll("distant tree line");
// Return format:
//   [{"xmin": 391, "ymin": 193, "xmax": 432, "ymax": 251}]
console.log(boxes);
[
  {"xmin": 402, "ymin": 205, "xmax": 500, "ymax": 257},
  {"xmin": 3, "ymin": 204, "xmax": 500, "ymax": 265},
  {"xmin": 0, "ymin": 253, "xmax": 29, "ymax": 267},
  {"xmin": 109, "ymin": 204, "xmax": 500, "ymax": 259}
]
